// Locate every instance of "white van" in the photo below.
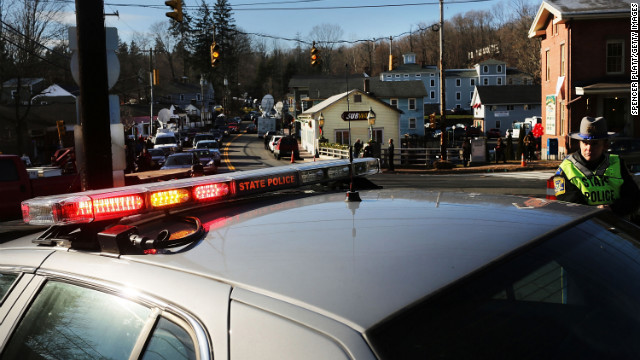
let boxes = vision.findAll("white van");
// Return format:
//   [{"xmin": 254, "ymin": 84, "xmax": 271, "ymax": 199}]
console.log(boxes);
[{"xmin": 153, "ymin": 132, "xmax": 180, "ymax": 154}]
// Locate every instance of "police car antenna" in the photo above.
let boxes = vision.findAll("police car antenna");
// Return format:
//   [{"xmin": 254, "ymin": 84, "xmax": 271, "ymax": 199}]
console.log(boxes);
[{"xmin": 345, "ymin": 63, "xmax": 361, "ymax": 202}]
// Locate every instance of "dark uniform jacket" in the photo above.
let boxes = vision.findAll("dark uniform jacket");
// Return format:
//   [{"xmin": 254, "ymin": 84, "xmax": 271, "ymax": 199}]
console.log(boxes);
[{"xmin": 554, "ymin": 152, "xmax": 640, "ymax": 217}]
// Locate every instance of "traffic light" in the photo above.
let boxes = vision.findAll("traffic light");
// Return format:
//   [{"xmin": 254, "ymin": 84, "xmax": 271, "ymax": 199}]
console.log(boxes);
[
  {"xmin": 56, "ymin": 120, "xmax": 65, "ymax": 136},
  {"xmin": 210, "ymin": 42, "xmax": 221, "ymax": 68},
  {"xmin": 429, "ymin": 113, "xmax": 436, "ymax": 129},
  {"xmin": 165, "ymin": 0, "xmax": 183, "ymax": 23},
  {"xmin": 310, "ymin": 42, "xmax": 320, "ymax": 67},
  {"xmin": 152, "ymin": 69, "xmax": 159, "ymax": 85}
]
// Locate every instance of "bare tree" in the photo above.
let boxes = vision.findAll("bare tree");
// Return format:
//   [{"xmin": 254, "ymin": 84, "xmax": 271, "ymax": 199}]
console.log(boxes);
[
  {"xmin": 150, "ymin": 21, "xmax": 179, "ymax": 80},
  {"xmin": 307, "ymin": 23, "xmax": 344, "ymax": 74}
]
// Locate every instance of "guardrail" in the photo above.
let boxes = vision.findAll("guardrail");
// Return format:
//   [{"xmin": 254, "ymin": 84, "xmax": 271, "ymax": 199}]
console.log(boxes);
[{"xmin": 319, "ymin": 146, "xmax": 464, "ymax": 167}]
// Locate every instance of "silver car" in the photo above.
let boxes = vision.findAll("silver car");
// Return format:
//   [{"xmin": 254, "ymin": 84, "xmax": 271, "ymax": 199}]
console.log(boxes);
[{"xmin": 12, "ymin": 159, "xmax": 640, "ymax": 359}]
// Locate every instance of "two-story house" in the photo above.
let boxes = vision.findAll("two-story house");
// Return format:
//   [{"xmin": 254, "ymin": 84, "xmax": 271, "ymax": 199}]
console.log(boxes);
[
  {"xmin": 529, "ymin": 0, "xmax": 635, "ymax": 159},
  {"xmin": 471, "ymin": 85, "xmax": 542, "ymax": 134},
  {"xmin": 1, "ymin": 78, "xmax": 46, "ymax": 105},
  {"xmin": 379, "ymin": 55, "xmax": 533, "ymax": 113}
]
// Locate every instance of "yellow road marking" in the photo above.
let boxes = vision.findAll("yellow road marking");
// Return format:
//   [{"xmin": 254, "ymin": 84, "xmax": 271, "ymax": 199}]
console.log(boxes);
[{"xmin": 223, "ymin": 133, "xmax": 244, "ymax": 171}]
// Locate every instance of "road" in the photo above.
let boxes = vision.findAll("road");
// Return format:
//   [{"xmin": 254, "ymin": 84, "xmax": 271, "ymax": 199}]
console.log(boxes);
[{"xmin": 220, "ymin": 131, "xmax": 552, "ymax": 197}]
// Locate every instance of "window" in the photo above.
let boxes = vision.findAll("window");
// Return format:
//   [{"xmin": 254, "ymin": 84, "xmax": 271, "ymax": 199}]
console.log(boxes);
[
  {"xmin": 497, "ymin": 65, "xmax": 503, "ymax": 73},
  {"xmin": 430, "ymin": 79, "xmax": 435, "ymax": 87},
  {"xmin": 560, "ymin": 44, "xmax": 566, "ymax": 77},
  {"xmin": 180, "ymin": 94, "xmax": 185, "ymax": 101},
  {"xmin": 404, "ymin": 74, "xmax": 409, "ymax": 78},
  {"xmin": 456, "ymin": 79, "xmax": 461, "ymax": 87},
  {"xmin": 607, "ymin": 40, "xmax": 624, "ymax": 74},
  {"xmin": 545, "ymin": 49, "xmax": 551, "ymax": 81},
  {"xmin": 0, "ymin": 273, "xmax": 18, "ymax": 301},
  {"xmin": 470, "ymin": 79, "xmax": 476, "ymax": 86},
  {"xmin": 408, "ymin": 98, "xmax": 416, "ymax": 110},
  {"xmin": 470, "ymin": 91, "xmax": 474, "ymax": 100},
  {"xmin": 506, "ymin": 105, "xmax": 514, "ymax": 110},
  {"xmin": 483, "ymin": 78, "xmax": 489, "ymax": 85},
  {"xmin": 560, "ymin": 106, "xmax": 565, "ymax": 135},
  {"xmin": 456, "ymin": 92, "xmax": 461, "ymax": 100},
  {"xmin": 354, "ymin": 94, "xmax": 362, "ymax": 103},
  {"xmin": 524, "ymin": 104, "xmax": 530, "ymax": 110},
  {"xmin": 490, "ymin": 105, "xmax": 497, "ymax": 111},
  {"xmin": 372, "ymin": 129, "xmax": 383, "ymax": 144},
  {"xmin": 2, "ymin": 281, "xmax": 198, "ymax": 360},
  {"xmin": 10, "ymin": 90, "xmax": 17, "ymax": 100},
  {"xmin": 495, "ymin": 120, "xmax": 501, "ymax": 128},
  {"xmin": 335, "ymin": 130, "xmax": 350, "ymax": 145},
  {"xmin": 497, "ymin": 77, "xmax": 503, "ymax": 85},
  {"xmin": 390, "ymin": 98, "xmax": 398, "ymax": 108},
  {"xmin": 386, "ymin": 74, "xmax": 392, "ymax": 79},
  {"xmin": 416, "ymin": 73, "xmax": 421, "ymax": 78},
  {"xmin": 430, "ymin": 73, "xmax": 435, "ymax": 77},
  {"xmin": 430, "ymin": 91, "xmax": 435, "ymax": 99},
  {"xmin": 409, "ymin": 118, "xmax": 416, "ymax": 129},
  {"xmin": 196, "ymin": 94, "xmax": 201, "ymax": 101},
  {"xmin": 483, "ymin": 65, "xmax": 488, "ymax": 73},
  {"xmin": 395, "ymin": 74, "xmax": 401, "ymax": 78}
]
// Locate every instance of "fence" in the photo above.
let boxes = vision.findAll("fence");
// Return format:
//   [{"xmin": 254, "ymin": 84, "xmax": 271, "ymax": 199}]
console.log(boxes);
[{"xmin": 319, "ymin": 146, "xmax": 464, "ymax": 167}]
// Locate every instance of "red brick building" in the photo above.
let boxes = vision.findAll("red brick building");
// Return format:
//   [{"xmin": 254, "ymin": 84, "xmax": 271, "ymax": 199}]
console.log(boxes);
[{"xmin": 529, "ymin": 0, "xmax": 636, "ymax": 159}]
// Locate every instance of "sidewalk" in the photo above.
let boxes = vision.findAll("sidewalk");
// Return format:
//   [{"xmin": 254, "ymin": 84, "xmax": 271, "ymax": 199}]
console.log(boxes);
[{"xmin": 384, "ymin": 159, "xmax": 562, "ymax": 175}]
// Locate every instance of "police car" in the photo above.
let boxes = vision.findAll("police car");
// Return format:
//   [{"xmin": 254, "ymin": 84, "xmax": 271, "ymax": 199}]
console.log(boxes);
[{"xmin": 4, "ymin": 159, "xmax": 640, "ymax": 359}]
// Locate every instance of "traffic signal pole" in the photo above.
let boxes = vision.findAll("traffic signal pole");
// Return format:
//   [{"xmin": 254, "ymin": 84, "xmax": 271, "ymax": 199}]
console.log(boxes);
[{"xmin": 74, "ymin": 0, "xmax": 113, "ymax": 190}]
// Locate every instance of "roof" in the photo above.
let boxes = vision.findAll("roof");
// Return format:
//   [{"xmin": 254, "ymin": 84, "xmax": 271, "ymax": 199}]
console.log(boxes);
[
  {"xmin": 366, "ymin": 78, "xmax": 428, "ymax": 98},
  {"xmin": 110, "ymin": 191, "xmax": 595, "ymax": 330},
  {"xmin": 474, "ymin": 85, "xmax": 541, "ymax": 105},
  {"xmin": 1, "ymin": 78, "xmax": 44, "ymax": 87},
  {"xmin": 529, "ymin": 0, "xmax": 631, "ymax": 37},
  {"xmin": 32, "ymin": 84, "xmax": 76, "ymax": 100},
  {"xmin": 289, "ymin": 74, "xmax": 367, "ymax": 100},
  {"xmin": 302, "ymin": 89, "xmax": 402, "ymax": 115}
]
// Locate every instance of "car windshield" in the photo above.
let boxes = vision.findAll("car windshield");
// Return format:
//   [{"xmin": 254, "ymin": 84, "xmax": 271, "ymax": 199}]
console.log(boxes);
[
  {"xmin": 155, "ymin": 136, "xmax": 176, "ymax": 145},
  {"xmin": 165, "ymin": 155, "xmax": 194, "ymax": 166},
  {"xmin": 368, "ymin": 213, "xmax": 640, "ymax": 359},
  {"xmin": 197, "ymin": 142, "xmax": 219, "ymax": 149}
]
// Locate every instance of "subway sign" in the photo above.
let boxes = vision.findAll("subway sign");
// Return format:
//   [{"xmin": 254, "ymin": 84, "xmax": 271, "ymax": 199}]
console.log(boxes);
[{"xmin": 341, "ymin": 111, "xmax": 369, "ymax": 121}]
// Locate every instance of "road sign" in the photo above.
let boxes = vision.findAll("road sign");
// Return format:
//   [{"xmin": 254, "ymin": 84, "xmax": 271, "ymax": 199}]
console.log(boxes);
[{"xmin": 340, "ymin": 111, "xmax": 369, "ymax": 121}]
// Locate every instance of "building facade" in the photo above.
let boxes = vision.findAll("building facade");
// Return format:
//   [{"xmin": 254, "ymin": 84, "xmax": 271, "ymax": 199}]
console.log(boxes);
[
  {"xmin": 471, "ymin": 85, "xmax": 542, "ymax": 134},
  {"xmin": 529, "ymin": 0, "xmax": 636, "ymax": 159}
]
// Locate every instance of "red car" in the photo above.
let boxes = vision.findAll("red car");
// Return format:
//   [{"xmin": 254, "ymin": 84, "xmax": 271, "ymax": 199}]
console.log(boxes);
[{"xmin": 486, "ymin": 128, "xmax": 502, "ymax": 139}]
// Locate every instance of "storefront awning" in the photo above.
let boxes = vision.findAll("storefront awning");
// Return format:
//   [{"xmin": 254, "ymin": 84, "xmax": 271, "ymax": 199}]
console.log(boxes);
[{"xmin": 575, "ymin": 82, "xmax": 630, "ymax": 95}]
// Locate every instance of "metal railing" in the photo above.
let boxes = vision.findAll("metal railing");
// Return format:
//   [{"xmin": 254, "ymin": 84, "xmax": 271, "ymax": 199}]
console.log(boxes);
[{"xmin": 319, "ymin": 146, "xmax": 463, "ymax": 166}]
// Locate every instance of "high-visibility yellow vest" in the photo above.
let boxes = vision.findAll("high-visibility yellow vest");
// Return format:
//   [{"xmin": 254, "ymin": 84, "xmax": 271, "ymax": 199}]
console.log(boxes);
[{"xmin": 559, "ymin": 154, "xmax": 623, "ymax": 205}]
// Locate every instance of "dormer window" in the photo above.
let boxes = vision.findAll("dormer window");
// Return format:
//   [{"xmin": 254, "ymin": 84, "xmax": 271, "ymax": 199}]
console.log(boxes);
[
  {"xmin": 483, "ymin": 65, "xmax": 488, "ymax": 73},
  {"xmin": 497, "ymin": 65, "xmax": 503, "ymax": 73}
]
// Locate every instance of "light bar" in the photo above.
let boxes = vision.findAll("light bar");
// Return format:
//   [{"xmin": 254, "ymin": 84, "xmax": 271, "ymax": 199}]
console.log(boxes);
[{"xmin": 21, "ymin": 158, "xmax": 379, "ymax": 226}]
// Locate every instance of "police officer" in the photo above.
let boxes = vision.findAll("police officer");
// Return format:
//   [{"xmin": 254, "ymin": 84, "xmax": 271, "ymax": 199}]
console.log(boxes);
[{"xmin": 553, "ymin": 116, "xmax": 640, "ymax": 217}]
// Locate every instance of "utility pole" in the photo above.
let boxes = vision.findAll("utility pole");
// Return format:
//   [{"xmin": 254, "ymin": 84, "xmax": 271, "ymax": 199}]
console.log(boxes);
[
  {"xmin": 75, "ymin": 0, "xmax": 113, "ymax": 190},
  {"xmin": 439, "ymin": 0, "xmax": 448, "ymax": 161},
  {"xmin": 149, "ymin": 48, "xmax": 154, "ymax": 137}
]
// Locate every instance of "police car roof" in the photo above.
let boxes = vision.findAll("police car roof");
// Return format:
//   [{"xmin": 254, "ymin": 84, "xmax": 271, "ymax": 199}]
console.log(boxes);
[{"xmin": 3, "ymin": 189, "xmax": 596, "ymax": 332}]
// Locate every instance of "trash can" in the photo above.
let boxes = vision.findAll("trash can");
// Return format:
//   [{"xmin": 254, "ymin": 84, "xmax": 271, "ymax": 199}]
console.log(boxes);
[{"xmin": 547, "ymin": 138, "xmax": 558, "ymax": 160}]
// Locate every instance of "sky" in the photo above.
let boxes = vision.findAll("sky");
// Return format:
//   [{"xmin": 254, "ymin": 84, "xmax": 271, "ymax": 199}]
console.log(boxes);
[{"xmin": 61, "ymin": 0, "xmax": 530, "ymax": 48}]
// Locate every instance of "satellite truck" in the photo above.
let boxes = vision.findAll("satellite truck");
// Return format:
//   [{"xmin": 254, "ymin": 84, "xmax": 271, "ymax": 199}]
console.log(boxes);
[{"xmin": 257, "ymin": 94, "xmax": 276, "ymax": 138}]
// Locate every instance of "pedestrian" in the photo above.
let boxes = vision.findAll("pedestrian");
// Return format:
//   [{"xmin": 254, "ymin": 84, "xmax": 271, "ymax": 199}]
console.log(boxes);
[
  {"xmin": 553, "ymin": 116, "xmax": 640, "ymax": 217},
  {"xmin": 353, "ymin": 139, "xmax": 363, "ymax": 158},
  {"xmin": 462, "ymin": 138, "xmax": 471, "ymax": 167},
  {"xmin": 494, "ymin": 137, "xmax": 506, "ymax": 164},
  {"xmin": 523, "ymin": 133, "xmax": 533, "ymax": 161},
  {"xmin": 388, "ymin": 138, "xmax": 395, "ymax": 171},
  {"xmin": 363, "ymin": 143, "xmax": 373, "ymax": 158},
  {"xmin": 136, "ymin": 147, "xmax": 153, "ymax": 172}
]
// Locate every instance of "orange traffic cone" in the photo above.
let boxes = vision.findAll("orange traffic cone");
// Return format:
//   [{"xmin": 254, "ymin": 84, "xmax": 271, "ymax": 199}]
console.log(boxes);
[
  {"xmin": 290, "ymin": 151, "xmax": 295, "ymax": 164},
  {"xmin": 521, "ymin": 153, "xmax": 527, "ymax": 167}
]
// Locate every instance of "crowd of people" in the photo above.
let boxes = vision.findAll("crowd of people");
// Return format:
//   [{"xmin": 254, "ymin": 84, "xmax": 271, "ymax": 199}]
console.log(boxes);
[{"xmin": 125, "ymin": 136, "xmax": 154, "ymax": 173}]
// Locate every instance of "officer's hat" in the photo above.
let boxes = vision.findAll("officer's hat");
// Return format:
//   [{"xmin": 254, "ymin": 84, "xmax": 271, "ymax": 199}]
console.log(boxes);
[{"xmin": 569, "ymin": 116, "xmax": 615, "ymax": 140}]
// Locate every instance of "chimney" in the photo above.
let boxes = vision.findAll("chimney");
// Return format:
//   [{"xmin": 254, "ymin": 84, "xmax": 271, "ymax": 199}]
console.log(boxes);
[{"xmin": 364, "ymin": 78, "xmax": 370, "ymax": 93}]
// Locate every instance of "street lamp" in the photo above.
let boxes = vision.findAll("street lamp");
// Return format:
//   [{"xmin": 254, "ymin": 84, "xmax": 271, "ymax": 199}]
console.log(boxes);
[
  {"xmin": 452, "ymin": 125, "xmax": 456, "ymax": 143},
  {"xmin": 200, "ymin": 74, "xmax": 205, "ymax": 126},
  {"xmin": 367, "ymin": 107, "xmax": 376, "ymax": 141}
]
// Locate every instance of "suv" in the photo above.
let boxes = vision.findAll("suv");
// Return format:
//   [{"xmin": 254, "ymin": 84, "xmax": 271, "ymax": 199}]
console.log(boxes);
[
  {"xmin": 193, "ymin": 133, "xmax": 216, "ymax": 148},
  {"xmin": 273, "ymin": 136, "xmax": 299, "ymax": 160}
]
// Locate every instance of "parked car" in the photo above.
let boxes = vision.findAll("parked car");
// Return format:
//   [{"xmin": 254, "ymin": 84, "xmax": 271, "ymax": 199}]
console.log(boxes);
[
  {"xmin": 187, "ymin": 149, "xmax": 218, "ymax": 174},
  {"xmin": 273, "ymin": 136, "xmax": 300, "ymax": 160},
  {"xmin": 193, "ymin": 133, "xmax": 217, "ymax": 148},
  {"xmin": 486, "ymin": 128, "xmax": 502, "ymax": 139},
  {"xmin": 608, "ymin": 137, "xmax": 640, "ymax": 173},
  {"xmin": 465, "ymin": 126, "xmax": 482, "ymax": 137},
  {"xmin": 195, "ymin": 140, "xmax": 222, "ymax": 166},
  {"xmin": 161, "ymin": 152, "xmax": 204, "ymax": 176},
  {"xmin": 147, "ymin": 148, "xmax": 167, "ymax": 170},
  {"xmin": 268, "ymin": 135, "xmax": 284, "ymax": 152}
]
